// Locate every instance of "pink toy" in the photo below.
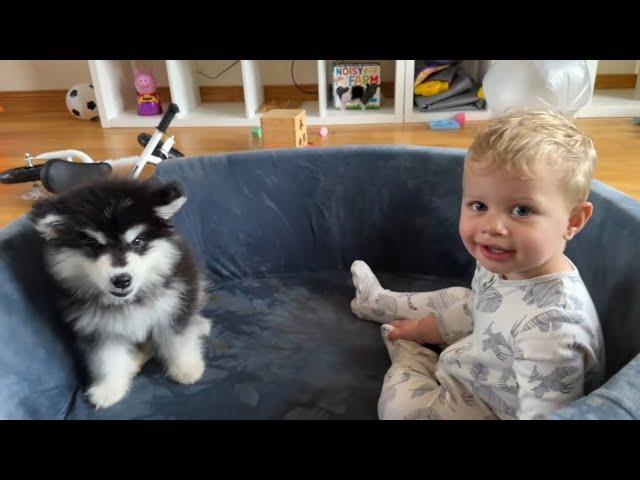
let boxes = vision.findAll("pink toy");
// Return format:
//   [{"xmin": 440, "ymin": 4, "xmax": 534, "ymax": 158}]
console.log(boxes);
[
  {"xmin": 319, "ymin": 126, "xmax": 329, "ymax": 137},
  {"xmin": 134, "ymin": 67, "xmax": 163, "ymax": 116},
  {"xmin": 454, "ymin": 112, "xmax": 466, "ymax": 127}
]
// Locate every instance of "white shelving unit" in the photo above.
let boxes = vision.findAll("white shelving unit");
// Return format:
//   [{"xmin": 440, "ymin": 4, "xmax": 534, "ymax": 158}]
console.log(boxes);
[
  {"xmin": 89, "ymin": 60, "xmax": 258, "ymax": 127},
  {"xmin": 403, "ymin": 59, "xmax": 638, "ymax": 121},
  {"xmin": 88, "ymin": 60, "xmax": 640, "ymax": 128},
  {"xmin": 577, "ymin": 60, "xmax": 640, "ymax": 118},
  {"xmin": 578, "ymin": 89, "xmax": 640, "ymax": 117},
  {"xmin": 403, "ymin": 60, "xmax": 494, "ymax": 123},
  {"xmin": 317, "ymin": 60, "xmax": 405, "ymax": 125},
  {"xmin": 89, "ymin": 60, "xmax": 405, "ymax": 128}
]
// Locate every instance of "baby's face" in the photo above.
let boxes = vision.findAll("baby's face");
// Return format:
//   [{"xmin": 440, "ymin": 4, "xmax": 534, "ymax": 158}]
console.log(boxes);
[{"xmin": 459, "ymin": 162, "xmax": 575, "ymax": 280}]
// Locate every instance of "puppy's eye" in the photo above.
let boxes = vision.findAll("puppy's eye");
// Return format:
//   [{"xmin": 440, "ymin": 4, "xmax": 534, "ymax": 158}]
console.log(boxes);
[
  {"xmin": 131, "ymin": 236, "xmax": 145, "ymax": 247},
  {"xmin": 80, "ymin": 234, "xmax": 99, "ymax": 247}
]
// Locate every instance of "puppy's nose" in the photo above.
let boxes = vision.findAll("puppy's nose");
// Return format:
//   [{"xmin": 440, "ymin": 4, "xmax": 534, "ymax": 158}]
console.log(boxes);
[{"xmin": 111, "ymin": 273, "xmax": 132, "ymax": 290}]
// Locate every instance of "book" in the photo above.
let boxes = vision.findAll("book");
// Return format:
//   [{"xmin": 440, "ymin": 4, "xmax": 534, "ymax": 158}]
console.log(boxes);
[{"xmin": 332, "ymin": 62, "xmax": 381, "ymax": 110}]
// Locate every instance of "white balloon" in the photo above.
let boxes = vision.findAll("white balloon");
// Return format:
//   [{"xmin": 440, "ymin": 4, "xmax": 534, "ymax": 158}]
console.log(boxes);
[{"xmin": 483, "ymin": 60, "xmax": 592, "ymax": 117}]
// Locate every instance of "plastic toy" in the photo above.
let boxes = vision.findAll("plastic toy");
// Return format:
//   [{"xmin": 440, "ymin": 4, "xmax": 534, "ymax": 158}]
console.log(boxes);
[
  {"xmin": 65, "ymin": 83, "xmax": 99, "ymax": 120},
  {"xmin": 428, "ymin": 112, "xmax": 467, "ymax": 131},
  {"xmin": 414, "ymin": 80, "xmax": 449, "ymax": 97},
  {"xmin": 134, "ymin": 67, "xmax": 163, "ymax": 116},
  {"xmin": 415, "ymin": 68, "xmax": 486, "ymax": 112},
  {"xmin": 429, "ymin": 119, "xmax": 460, "ymax": 130},
  {"xmin": 319, "ymin": 126, "xmax": 328, "ymax": 137},
  {"xmin": 0, "ymin": 104, "xmax": 182, "ymax": 197},
  {"xmin": 251, "ymin": 127, "xmax": 262, "ymax": 138},
  {"xmin": 414, "ymin": 64, "xmax": 450, "ymax": 87}
]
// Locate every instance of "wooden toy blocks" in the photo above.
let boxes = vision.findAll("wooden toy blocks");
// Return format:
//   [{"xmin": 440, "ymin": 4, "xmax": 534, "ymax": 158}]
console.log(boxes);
[{"xmin": 260, "ymin": 109, "xmax": 308, "ymax": 148}]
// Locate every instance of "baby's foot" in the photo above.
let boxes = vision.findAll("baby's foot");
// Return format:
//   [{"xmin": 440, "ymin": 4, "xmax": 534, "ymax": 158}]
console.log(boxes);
[{"xmin": 350, "ymin": 260, "xmax": 384, "ymax": 319}]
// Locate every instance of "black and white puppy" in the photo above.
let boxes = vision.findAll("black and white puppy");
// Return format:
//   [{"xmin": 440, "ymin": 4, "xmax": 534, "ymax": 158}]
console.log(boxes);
[{"xmin": 30, "ymin": 178, "xmax": 210, "ymax": 409}]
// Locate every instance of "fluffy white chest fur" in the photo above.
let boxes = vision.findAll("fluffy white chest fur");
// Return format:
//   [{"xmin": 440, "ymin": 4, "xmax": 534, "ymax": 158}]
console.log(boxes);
[{"xmin": 68, "ymin": 282, "xmax": 185, "ymax": 342}]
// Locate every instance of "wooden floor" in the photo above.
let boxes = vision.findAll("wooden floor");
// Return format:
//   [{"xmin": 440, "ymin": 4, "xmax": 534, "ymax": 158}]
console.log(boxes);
[{"xmin": 1, "ymin": 112, "xmax": 639, "ymax": 227}]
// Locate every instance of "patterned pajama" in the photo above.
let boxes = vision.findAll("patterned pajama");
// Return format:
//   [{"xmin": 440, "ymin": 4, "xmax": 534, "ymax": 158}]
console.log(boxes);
[
  {"xmin": 354, "ymin": 260, "xmax": 605, "ymax": 420},
  {"xmin": 378, "ymin": 323, "xmax": 498, "ymax": 420}
]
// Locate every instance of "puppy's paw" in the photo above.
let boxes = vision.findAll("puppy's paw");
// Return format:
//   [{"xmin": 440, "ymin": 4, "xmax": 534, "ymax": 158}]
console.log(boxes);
[
  {"xmin": 132, "ymin": 342, "xmax": 154, "ymax": 375},
  {"xmin": 196, "ymin": 316, "xmax": 212, "ymax": 338},
  {"xmin": 87, "ymin": 380, "xmax": 130, "ymax": 409},
  {"xmin": 168, "ymin": 355, "xmax": 205, "ymax": 385}
]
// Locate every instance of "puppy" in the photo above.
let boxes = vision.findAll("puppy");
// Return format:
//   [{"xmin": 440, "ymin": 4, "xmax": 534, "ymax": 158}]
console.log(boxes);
[{"xmin": 30, "ymin": 178, "xmax": 210, "ymax": 409}]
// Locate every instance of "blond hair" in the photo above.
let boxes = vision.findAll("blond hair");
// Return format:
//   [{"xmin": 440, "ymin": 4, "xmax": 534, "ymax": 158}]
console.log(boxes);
[{"xmin": 466, "ymin": 109, "xmax": 597, "ymax": 203}]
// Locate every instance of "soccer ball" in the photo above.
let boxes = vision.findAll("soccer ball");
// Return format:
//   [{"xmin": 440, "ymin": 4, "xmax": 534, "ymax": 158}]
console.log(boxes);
[{"xmin": 65, "ymin": 83, "xmax": 99, "ymax": 120}]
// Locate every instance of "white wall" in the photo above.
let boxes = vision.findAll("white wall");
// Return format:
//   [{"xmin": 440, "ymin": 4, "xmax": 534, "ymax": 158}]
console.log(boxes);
[
  {"xmin": 596, "ymin": 60, "xmax": 639, "ymax": 75},
  {"xmin": 195, "ymin": 60, "xmax": 396, "ymax": 86},
  {"xmin": 0, "ymin": 60, "xmax": 92, "ymax": 91},
  {"xmin": 4, "ymin": 60, "xmax": 636, "ymax": 93},
  {"xmin": 0, "ymin": 60, "xmax": 398, "ymax": 91}
]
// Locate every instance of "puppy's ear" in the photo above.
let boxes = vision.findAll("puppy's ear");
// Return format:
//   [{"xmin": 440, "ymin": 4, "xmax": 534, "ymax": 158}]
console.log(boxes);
[
  {"xmin": 29, "ymin": 199, "xmax": 66, "ymax": 240},
  {"xmin": 151, "ymin": 181, "xmax": 187, "ymax": 220}
]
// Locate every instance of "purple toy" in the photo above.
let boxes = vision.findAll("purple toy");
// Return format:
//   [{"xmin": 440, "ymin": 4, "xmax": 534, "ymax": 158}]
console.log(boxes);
[{"xmin": 134, "ymin": 67, "xmax": 163, "ymax": 116}]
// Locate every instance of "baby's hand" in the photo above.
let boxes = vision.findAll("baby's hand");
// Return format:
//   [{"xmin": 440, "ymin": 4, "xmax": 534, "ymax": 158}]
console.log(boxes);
[
  {"xmin": 387, "ymin": 319, "xmax": 423, "ymax": 342},
  {"xmin": 387, "ymin": 313, "xmax": 441, "ymax": 345}
]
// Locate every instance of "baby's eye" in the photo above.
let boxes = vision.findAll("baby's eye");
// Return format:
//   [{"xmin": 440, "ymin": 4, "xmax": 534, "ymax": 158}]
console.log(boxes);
[
  {"xmin": 512, "ymin": 205, "xmax": 532, "ymax": 217},
  {"xmin": 470, "ymin": 201, "xmax": 487, "ymax": 212}
]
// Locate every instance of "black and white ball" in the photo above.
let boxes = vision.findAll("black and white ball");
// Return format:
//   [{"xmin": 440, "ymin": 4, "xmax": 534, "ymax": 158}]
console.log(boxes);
[{"xmin": 65, "ymin": 83, "xmax": 99, "ymax": 120}]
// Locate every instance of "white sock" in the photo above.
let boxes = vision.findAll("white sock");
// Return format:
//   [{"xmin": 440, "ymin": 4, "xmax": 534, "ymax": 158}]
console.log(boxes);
[
  {"xmin": 350, "ymin": 260, "xmax": 393, "ymax": 323},
  {"xmin": 350, "ymin": 260, "xmax": 474, "ymax": 327}
]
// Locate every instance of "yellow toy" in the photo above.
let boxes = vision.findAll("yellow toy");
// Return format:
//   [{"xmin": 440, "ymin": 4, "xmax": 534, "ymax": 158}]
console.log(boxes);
[
  {"xmin": 414, "ymin": 80, "xmax": 450, "ymax": 97},
  {"xmin": 414, "ymin": 64, "xmax": 449, "ymax": 88}
]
